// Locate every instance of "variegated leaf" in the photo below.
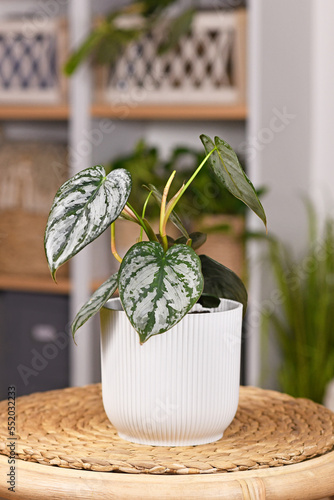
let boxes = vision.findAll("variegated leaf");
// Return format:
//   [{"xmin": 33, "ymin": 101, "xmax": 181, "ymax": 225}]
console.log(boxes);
[
  {"xmin": 118, "ymin": 242, "xmax": 203, "ymax": 343},
  {"xmin": 71, "ymin": 273, "xmax": 118, "ymax": 340},
  {"xmin": 45, "ymin": 166, "xmax": 131, "ymax": 279},
  {"xmin": 200, "ymin": 134, "xmax": 267, "ymax": 229}
]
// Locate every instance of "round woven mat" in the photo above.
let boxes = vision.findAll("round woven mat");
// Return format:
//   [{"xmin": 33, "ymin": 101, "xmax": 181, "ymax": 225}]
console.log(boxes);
[{"xmin": 0, "ymin": 384, "xmax": 333, "ymax": 475}]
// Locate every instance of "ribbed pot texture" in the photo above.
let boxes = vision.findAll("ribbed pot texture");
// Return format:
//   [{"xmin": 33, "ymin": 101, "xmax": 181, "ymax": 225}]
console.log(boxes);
[{"xmin": 100, "ymin": 298, "xmax": 243, "ymax": 446}]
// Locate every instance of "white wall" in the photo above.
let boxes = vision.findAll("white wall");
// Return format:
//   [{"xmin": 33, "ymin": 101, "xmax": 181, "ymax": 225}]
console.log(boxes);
[
  {"xmin": 247, "ymin": 0, "xmax": 334, "ymax": 387},
  {"xmin": 251, "ymin": 0, "xmax": 312, "ymax": 250},
  {"xmin": 145, "ymin": 121, "xmax": 245, "ymax": 160},
  {"xmin": 310, "ymin": 0, "xmax": 334, "ymax": 221}
]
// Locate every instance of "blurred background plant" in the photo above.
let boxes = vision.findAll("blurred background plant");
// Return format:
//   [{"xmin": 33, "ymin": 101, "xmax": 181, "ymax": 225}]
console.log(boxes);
[
  {"xmin": 64, "ymin": 0, "xmax": 195, "ymax": 75},
  {"xmin": 262, "ymin": 202, "xmax": 334, "ymax": 404},
  {"xmin": 107, "ymin": 139, "xmax": 254, "ymax": 223},
  {"xmin": 107, "ymin": 139, "xmax": 265, "ymax": 279}
]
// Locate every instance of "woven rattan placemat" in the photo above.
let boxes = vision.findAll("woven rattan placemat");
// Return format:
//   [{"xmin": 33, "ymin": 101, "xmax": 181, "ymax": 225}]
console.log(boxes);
[{"xmin": 0, "ymin": 384, "xmax": 333, "ymax": 475}]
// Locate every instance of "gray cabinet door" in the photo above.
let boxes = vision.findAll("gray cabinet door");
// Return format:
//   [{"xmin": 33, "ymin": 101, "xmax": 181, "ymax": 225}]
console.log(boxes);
[{"xmin": 0, "ymin": 291, "xmax": 69, "ymax": 400}]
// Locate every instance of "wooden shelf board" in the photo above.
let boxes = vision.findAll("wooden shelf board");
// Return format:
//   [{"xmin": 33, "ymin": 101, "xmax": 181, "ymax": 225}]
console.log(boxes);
[
  {"xmin": 0, "ymin": 104, "xmax": 69, "ymax": 120},
  {"xmin": 0, "ymin": 103, "xmax": 247, "ymax": 121},
  {"xmin": 91, "ymin": 103, "xmax": 247, "ymax": 120},
  {"xmin": 0, "ymin": 274, "xmax": 71, "ymax": 294}
]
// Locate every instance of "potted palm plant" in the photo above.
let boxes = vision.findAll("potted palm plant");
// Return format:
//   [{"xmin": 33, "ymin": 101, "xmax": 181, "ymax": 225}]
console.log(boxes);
[{"xmin": 44, "ymin": 134, "xmax": 267, "ymax": 446}]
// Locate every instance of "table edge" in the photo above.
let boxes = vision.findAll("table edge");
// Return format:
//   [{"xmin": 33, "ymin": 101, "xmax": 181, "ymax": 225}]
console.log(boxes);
[{"xmin": 1, "ymin": 450, "xmax": 334, "ymax": 499}]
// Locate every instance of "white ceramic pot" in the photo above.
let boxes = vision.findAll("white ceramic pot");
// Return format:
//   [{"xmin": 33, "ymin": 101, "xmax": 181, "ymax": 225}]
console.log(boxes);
[{"xmin": 100, "ymin": 298, "xmax": 243, "ymax": 446}]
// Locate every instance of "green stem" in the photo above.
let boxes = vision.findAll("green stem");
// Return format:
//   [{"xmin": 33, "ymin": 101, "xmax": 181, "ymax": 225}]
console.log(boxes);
[
  {"xmin": 139, "ymin": 191, "xmax": 153, "ymax": 242},
  {"xmin": 110, "ymin": 222, "xmax": 122, "ymax": 263},
  {"xmin": 164, "ymin": 147, "xmax": 217, "ymax": 225},
  {"xmin": 159, "ymin": 171, "xmax": 176, "ymax": 252},
  {"xmin": 127, "ymin": 203, "xmax": 158, "ymax": 242}
]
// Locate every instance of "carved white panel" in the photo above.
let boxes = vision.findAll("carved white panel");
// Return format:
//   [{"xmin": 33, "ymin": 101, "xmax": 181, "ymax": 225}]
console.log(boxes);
[
  {"xmin": 0, "ymin": 18, "xmax": 67, "ymax": 103},
  {"xmin": 105, "ymin": 10, "xmax": 246, "ymax": 105}
]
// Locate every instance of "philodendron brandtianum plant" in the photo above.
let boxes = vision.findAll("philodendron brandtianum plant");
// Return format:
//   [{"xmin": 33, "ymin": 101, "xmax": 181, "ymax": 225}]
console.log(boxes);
[{"xmin": 44, "ymin": 135, "xmax": 267, "ymax": 344}]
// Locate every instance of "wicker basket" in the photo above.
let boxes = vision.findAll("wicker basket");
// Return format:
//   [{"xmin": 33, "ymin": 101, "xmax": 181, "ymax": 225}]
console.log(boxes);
[
  {"xmin": 195, "ymin": 214, "xmax": 245, "ymax": 279},
  {"xmin": 0, "ymin": 140, "xmax": 69, "ymax": 278}
]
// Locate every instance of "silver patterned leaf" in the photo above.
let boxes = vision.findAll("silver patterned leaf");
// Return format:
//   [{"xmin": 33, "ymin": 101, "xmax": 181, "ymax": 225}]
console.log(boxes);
[
  {"xmin": 44, "ymin": 166, "xmax": 131, "ymax": 279},
  {"xmin": 71, "ymin": 273, "xmax": 118, "ymax": 340},
  {"xmin": 200, "ymin": 134, "xmax": 267, "ymax": 229},
  {"xmin": 118, "ymin": 242, "xmax": 204, "ymax": 343}
]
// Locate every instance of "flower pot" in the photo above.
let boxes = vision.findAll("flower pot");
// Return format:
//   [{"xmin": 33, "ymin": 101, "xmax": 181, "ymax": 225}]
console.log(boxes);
[{"xmin": 100, "ymin": 298, "xmax": 243, "ymax": 446}]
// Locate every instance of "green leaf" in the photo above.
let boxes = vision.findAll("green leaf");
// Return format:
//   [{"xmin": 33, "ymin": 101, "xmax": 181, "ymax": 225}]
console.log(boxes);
[
  {"xmin": 45, "ymin": 166, "xmax": 131, "ymax": 280},
  {"xmin": 142, "ymin": 0, "xmax": 177, "ymax": 16},
  {"xmin": 118, "ymin": 242, "xmax": 203, "ymax": 343},
  {"xmin": 63, "ymin": 31, "xmax": 103, "ymax": 75},
  {"xmin": 197, "ymin": 294, "xmax": 221, "ymax": 309},
  {"xmin": 158, "ymin": 8, "xmax": 194, "ymax": 55},
  {"xmin": 199, "ymin": 254, "xmax": 248, "ymax": 315},
  {"xmin": 71, "ymin": 273, "xmax": 118, "ymax": 341},
  {"xmin": 174, "ymin": 232, "xmax": 207, "ymax": 250},
  {"xmin": 200, "ymin": 134, "xmax": 267, "ymax": 229}
]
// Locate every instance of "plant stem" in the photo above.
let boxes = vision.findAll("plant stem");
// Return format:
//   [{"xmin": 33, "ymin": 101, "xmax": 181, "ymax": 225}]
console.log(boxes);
[
  {"xmin": 110, "ymin": 222, "xmax": 122, "ymax": 264},
  {"xmin": 140, "ymin": 190, "xmax": 153, "ymax": 242},
  {"xmin": 160, "ymin": 170, "xmax": 176, "ymax": 252},
  {"xmin": 164, "ymin": 147, "xmax": 217, "ymax": 225},
  {"xmin": 126, "ymin": 202, "xmax": 158, "ymax": 242},
  {"xmin": 122, "ymin": 204, "xmax": 138, "ymax": 222}
]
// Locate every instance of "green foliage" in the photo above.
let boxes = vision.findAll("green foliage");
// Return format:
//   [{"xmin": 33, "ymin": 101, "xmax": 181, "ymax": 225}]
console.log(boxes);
[
  {"xmin": 200, "ymin": 135, "xmax": 267, "ymax": 229},
  {"xmin": 109, "ymin": 140, "xmax": 161, "ymax": 217},
  {"xmin": 158, "ymin": 8, "xmax": 195, "ymax": 54},
  {"xmin": 199, "ymin": 255, "xmax": 247, "ymax": 315},
  {"xmin": 72, "ymin": 274, "xmax": 118, "ymax": 339},
  {"xmin": 109, "ymin": 139, "xmax": 258, "ymax": 220},
  {"xmin": 118, "ymin": 241, "xmax": 204, "ymax": 343},
  {"xmin": 263, "ymin": 208, "xmax": 334, "ymax": 403},
  {"xmin": 64, "ymin": 1, "xmax": 194, "ymax": 75},
  {"xmin": 44, "ymin": 134, "xmax": 266, "ymax": 343},
  {"xmin": 44, "ymin": 166, "xmax": 131, "ymax": 280}
]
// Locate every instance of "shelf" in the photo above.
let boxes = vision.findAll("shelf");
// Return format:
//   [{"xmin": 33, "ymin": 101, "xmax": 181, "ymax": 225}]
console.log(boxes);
[
  {"xmin": 91, "ymin": 103, "xmax": 247, "ymax": 121},
  {"xmin": 0, "ymin": 103, "xmax": 247, "ymax": 121},
  {"xmin": 0, "ymin": 274, "xmax": 71, "ymax": 294},
  {"xmin": 0, "ymin": 275, "xmax": 106, "ymax": 295},
  {"xmin": 0, "ymin": 104, "xmax": 69, "ymax": 121}
]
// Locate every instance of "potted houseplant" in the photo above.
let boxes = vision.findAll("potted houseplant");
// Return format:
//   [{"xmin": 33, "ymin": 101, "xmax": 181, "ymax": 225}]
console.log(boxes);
[
  {"xmin": 262, "ymin": 204, "xmax": 334, "ymax": 405},
  {"xmin": 108, "ymin": 140, "xmax": 262, "ymax": 275},
  {"xmin": 44, "ymin": 134, "xmax": 267, "ymax": 446}
]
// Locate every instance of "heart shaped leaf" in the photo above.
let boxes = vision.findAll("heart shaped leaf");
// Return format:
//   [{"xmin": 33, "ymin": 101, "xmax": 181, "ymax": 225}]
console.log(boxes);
[
  {"xmin": 118, "ymin": 242, "xmax": 203, "ymax": 343},
  {"xmin": 45, "ymin": 166, "xmax": 131, "ymax": 279},
  {"xmin": 199, "ymin": 254, "xmax": 248, "ymax": 315},
  {"xmin": 200, "ymin": 134, "xmax": 267, "ymax": 229},
  {"xmin": 71, "ymin": 273, "xmax": 118, "ymax": 340}
]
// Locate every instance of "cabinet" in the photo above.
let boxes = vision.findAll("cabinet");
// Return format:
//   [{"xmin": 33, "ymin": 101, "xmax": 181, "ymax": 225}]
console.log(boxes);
[
  {"xmin": 0, "ymin": 0, "xmax": 249, "ymax": 388},
  {"xmin": 0, "ymin": 291, "xmax": 69, "ymax": 399}
]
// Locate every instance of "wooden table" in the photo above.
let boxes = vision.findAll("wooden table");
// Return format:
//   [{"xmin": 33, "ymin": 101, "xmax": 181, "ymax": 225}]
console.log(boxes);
[
  {"xmin": 0, "ymin": 451, "xmax": 334, "ymax": 499},
  {"xmin": 0, "ymin": 384, "xmax": 334, "ymax": 499}
]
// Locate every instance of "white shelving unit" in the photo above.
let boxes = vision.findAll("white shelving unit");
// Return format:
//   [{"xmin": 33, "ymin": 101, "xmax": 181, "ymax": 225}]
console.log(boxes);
[
  {"xmin": 4, "ymin": 0, "xmax": 334, "ymax": 393},
  {"xmin": 0, "ymin": 0, "xmax": 249, "ymax": 387},
  {"xmin": 68, "ymin": 0, "xmax": 96, "ymax": 386},
  {"xmin": 65, "ymin": 0, "xmax": 249, "ymax": 387}
]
